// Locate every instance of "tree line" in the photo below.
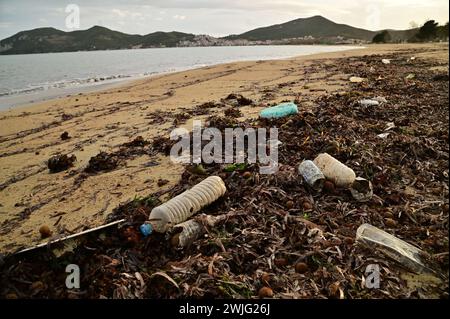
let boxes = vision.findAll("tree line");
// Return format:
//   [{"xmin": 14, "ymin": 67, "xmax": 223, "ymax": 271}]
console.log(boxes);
[{"xmin": 372, "ymin": 20, "xmax": 449, "ymax": 43}]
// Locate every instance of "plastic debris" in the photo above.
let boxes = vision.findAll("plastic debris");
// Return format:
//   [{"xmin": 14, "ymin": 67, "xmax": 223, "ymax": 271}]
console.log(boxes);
[
  {"xmin": 298, "ymin": 160, "xmax": 325, "ymax": 191},
  {"xmin": 350, "ymin": 177, "xmax": 373, "ymax": 202},
  {"xmin": 382, "ymin": 59, "xmax": 391, "ymax": 64},
  {"xmin": 140, "ymin": 223, "xmax": 153, "ymax": 237},
  {"xmin": 259, "ymin": 102, "xmax": 298, "ymax": 119},
  {"xmin": 171, "ymin": 214, "xmax": 232, "ymax": 248},
  {"xmin": 313, "ymin": 153, "xmax": 356, "ymax": 187},
  {"xmin": 349, "ymin": 76, "xmax": 364, "ymax": 83},
  {"xmin": 359, "ymin": 99, "xmax": 380, "ymax": 107},
  {"xmin": 356, "ymin": 224, "xmax": 433, "ymax": 274},
  {"xmin": 147, "ymin": 176, "xmax": 226, "ymax": 233},
  {"xmin": 405, "ymin": 73, "xmax": 416, "ymax": 80}
]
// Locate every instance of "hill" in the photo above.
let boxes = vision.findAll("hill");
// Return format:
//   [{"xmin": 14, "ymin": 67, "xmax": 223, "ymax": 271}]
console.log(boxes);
[
  {"xmin": 0, "ymin": 26, "xmax": 195, "ymax": 55},
  {"xmin": 225, "ymin": 15, "xmax": 415, "ymax": 42}
]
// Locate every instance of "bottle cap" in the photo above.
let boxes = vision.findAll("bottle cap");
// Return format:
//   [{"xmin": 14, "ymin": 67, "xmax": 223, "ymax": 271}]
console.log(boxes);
[{"xmin": 140, "ymin": 223, "xmax": 153, "ymax": 237}]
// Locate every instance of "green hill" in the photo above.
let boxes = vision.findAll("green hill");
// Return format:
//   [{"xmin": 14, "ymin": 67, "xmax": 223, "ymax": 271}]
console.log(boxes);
[
  {"xmin": 225, "ymin": 15, "xmax": 415, "ymax": 42},
  {"xmin": 0, "ymin": 26, "xmax": 195, "ymax": 55}
]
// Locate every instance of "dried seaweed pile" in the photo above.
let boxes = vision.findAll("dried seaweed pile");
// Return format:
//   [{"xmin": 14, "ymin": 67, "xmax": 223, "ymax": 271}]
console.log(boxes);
[{"xmin": 0, "ymin": 49, "xmax": 448, "ymax": 299}]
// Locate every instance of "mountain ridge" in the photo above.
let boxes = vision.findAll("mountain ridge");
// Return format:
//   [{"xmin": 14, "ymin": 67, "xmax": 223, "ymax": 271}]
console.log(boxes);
[{"xmin": 0, "ymin": 15, "xmax": 416, "ymax": 55}]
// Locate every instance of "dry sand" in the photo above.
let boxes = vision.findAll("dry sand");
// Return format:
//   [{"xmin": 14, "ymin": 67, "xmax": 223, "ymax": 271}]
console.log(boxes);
[{"xmin": 0, "ymin": 43, "xmax": 448, "ymax": 254}]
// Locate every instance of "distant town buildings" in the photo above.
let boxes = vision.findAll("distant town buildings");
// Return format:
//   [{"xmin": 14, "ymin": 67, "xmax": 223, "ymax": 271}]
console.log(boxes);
[{"xmin": 177, "ymin": 35, "xmax": 369, "ymax": 47}]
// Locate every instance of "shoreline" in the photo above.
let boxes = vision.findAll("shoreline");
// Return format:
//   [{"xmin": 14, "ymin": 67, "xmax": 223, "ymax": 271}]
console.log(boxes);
[
  {"xmin": 0, "ymin": 42, "xmax": 448, "ymax": 254},
  {"xmin": 0, "ymin": 44, "xmax": 364, "ymax": 110}
]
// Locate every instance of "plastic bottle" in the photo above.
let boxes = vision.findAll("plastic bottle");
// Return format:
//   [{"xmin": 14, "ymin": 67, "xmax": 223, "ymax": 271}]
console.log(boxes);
[
  {"xmin": 171, "ymin": 219, "xmax": 204, "ymax": 248},
  {"xmin": 313, "ymin": 153, "xmax": 356, "ymax": 187},
  {"xmin": 148, "ymin": 176, "xmax": 226, "ymax": 233},
  {"xmin": 171, "ymin": 213, "xmax": 232, "ymax": 248},
  {"xmin": 260, "ymin": 102, "xmax": 298, "ymax": 119},
  {"xmin": 298, "ymin": 160, "xmax": 325, "ymax": 191},
  {"xmin": 356, "ymin": 224, "xmax": 432, "ymax": 274},
  {"xmin": 350, "ymin": 177, "xmax": 373, "ymax": 202}
]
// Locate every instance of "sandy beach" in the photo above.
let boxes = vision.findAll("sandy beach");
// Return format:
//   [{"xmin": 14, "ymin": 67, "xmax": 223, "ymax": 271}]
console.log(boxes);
[{"xmin": 0, "ymin": 43, "xmax": 448, "ymax": 254}]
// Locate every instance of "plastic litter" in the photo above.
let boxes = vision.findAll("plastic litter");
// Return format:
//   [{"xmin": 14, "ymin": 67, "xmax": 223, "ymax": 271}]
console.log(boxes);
[
  {"xmin": 359, "ymin": 99, "xmax": 380, "ymax": 107},
  {"xmin": 349, "ymin": 76, "xmax": 364, "ymax": 83},
  {"xmin": 140, "ymin": 223, "xmax": 153, "ymax": 237},
  {"xmin": 350, "ymin": 177, "xmax": 373, "ymax": 202},
  {"xmin": 146, "ymin": 176, "xmax": 227, "ymax": 233},
  {"xmin": 259, "ymin": 102, "xmax": 298, "ymax": 119},
  {"xmin": 298, "ymin": 160, "xmax": 325, "ymax": 191},
  {"xmin": 171, "ymin": 214, "xmax": 232, "ymax": 248},
  {"xmin": 356, "ymin": 224, "xmax": 433, "ymax": 274},
  {"xmin": 382, "ymin": 59, "xmax": 391, "ymax": 64},
  {"xmin": 313, "ymin": 153, "xmax": 356, "ymax": 187}
]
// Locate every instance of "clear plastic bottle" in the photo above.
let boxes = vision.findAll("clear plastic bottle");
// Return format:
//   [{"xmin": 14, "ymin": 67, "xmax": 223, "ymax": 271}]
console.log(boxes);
[
  {"xmin": 148, "ymin": 176, "xmax": 226, "ymax": 233},
  {"xmin": 313, "ymin": 153, "xmax": 356, "ymax": 187},
  {"xmin": 356, "ymin": 224, "xmax": 431, "ymax": 274}
]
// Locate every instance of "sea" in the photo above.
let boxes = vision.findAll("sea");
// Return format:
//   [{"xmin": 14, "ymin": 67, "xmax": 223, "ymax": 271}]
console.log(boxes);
[{"xmin": 0, "ymin": 45, "xmax": 360, "ymax": 109}]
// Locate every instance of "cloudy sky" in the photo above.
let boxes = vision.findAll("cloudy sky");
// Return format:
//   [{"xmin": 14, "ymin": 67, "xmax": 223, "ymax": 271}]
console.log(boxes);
[{"xmin": 0, "ymin": 0, "xmax": 448, "ymax": 39}]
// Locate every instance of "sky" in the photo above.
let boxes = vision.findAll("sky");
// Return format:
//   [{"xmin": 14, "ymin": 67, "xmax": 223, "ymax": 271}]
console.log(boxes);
[{"xmin": 0, "ymin": 0, "xmax": 449, "ymax": 39}]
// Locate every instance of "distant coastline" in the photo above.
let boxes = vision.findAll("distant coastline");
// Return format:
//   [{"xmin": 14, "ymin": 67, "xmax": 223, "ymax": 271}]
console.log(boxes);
[{"xmin": 0, "ymin": 15, "xmax": 414, "ymax": 55}]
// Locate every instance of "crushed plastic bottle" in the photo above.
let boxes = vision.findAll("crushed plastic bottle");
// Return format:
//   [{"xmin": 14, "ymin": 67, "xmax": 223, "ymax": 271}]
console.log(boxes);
[
  {"xmin": 171, "ymin": 214, "xmax": 231, "ymax": 248},
  {"xmin": 260, "ymin": 102, "xmax": 298, "ymax": 119},
  {"xmin": 298, "ymin": 160, "xmax": 325, "ymax": 191},
  {"xmin": 171, "ymin": 219, "xmax": 203, "ymax": 247},
  {"xmin": 147, "ymin": 176, "xmax": 226, "ymax": 233},
  {"xmin": 356, "ymin": 224, "xmax": 433, "ymax": 274},
  {"xmin": 313, "ymin": 153, "xmax": 356, "ymax": 187},
  {"xmin": 350, "ymin": 177, "xmax": 373, "ymax": 202}
]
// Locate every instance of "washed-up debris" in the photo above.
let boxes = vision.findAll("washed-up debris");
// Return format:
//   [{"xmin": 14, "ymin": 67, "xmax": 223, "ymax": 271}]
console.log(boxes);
[
  {"xmin": 47, "ymin": 154, "xmax": 76, "ymax": 173},
  {"xmin": 60, "ymin": 131, "xmax": 70, "ymax": 140},
  {"xmin": 260, "ymin": 102, "xmax": 298, "ymax": 119},
  {"xmin": 224, "ymin": 107, "xmax": 243, "ymax": 118},
  {"xmin": 349, "ymin": 76, "xmax": 365, "ymax": 83},
  {"xmin": 144, "ymin": 176, "xmax": 226, "ymax": 233},
  {"xmin": 298, "ymin": 160, "xmax": 325, "ymax": 191},
  {"xmin": 356, "ymin": 224, "xmax": 434, "ymax": 274},
  {"xmin": 359, "ymin": 99, "xmax": 380, "ymax": 107},
  {"xmin": 224, "ymin": 93, "xmax": 253, "ymax": 106},
  {"xmin": 85, "ymin": 152, "xmax": 118, "ymax": 173},
  {"xmin": 16, "ymin": 219, "xmax": 126, "ymax": 256},
  {"xmin": 350, "ymin": 177, "xmax": 373, "ymax": 202},
  {"xmin": 382, "ymin": 59, "xmax": 391, "ymax": 65},
  {"xmin": 405, "ymin": 73, "xmax": 416, "ymax": 80},
  {"xmin": 1, "ymin": 48, "xmax": 448, "ymax": 299},
  {"xmin": 124, "ymin": 136, "xmax": 149, "ymax": 147},
  {"xmin": 313, "ymin": 153, "xmax": 356, "ymax": 187},
  {"xmin": 171, "ymin": 214, "xmax": 231, "ymax": 248}
]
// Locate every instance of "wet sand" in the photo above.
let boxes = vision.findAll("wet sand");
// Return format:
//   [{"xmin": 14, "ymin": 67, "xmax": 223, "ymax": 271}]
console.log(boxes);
[{"xmin": 0, "ymin": 43, "xmax": 448, "ymax": 254}]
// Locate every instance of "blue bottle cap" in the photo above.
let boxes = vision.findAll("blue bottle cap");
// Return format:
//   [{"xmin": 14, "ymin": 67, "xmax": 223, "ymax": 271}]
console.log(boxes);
[{"xmin": 140, "ymin": 223, "xmax": 153, "ymax": 237}]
